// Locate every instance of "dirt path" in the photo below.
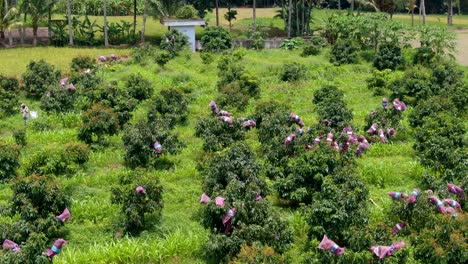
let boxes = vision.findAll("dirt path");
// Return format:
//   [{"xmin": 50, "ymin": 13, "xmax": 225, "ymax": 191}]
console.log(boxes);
[{"xmin": 455, "ymin": 29, "xmax": 468, "ymax": 66}]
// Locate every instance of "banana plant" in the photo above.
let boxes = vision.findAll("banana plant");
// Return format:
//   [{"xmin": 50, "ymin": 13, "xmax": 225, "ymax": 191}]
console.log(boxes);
[{"xmin": 2, "ymin": 6, "xmax": 22, "ymax": 46}]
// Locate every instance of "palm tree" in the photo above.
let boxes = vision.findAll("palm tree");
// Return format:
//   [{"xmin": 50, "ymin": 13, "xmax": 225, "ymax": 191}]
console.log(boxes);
[
  {"xmin": 103, "ymin": 0, "xmax": 108, "ymax": 46},
  {"xmin": 26, "ymin": 0, "xmax": 51, "ymax": 46},
  {"xmin": 406, "ymin": 0, "xmax": 416, "ymax": 27},
  {"xmin": 448, "ymin": 0, "xmax": 453, "ymax": 26},
  {"xmin": 3, "ymin": 6, "xmax": 21, "ymax": 46},
  {"xmin": 133, "ymin": 0, "xmax": 137, "ymax": 34},
  {"xmin": 66, "ymin": 0, "xmax": 73, "ymax": 45},
  {"xmin": 215, "ymin": 0, "xmax": 219, "ymax": 26},
  {"xmin": 253, "ymin": 0, "xmax": 256, "ymax": 31},
  {"xmin": 288, "ymin": 0, "xmax": 292, "ymax": 37},
  {"xmin": 141, "ymin": 0, "xmax": 147, "ymax": 42},
  {"xmin": 419, "ymin": 0, "xmax": 426, "ymax": 24}
]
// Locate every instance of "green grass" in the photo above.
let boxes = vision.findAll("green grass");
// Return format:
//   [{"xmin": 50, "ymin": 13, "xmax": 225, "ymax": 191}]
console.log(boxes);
[{"xmin": 2, "ymin": 42, "xmax": 466, "ymax": 263}]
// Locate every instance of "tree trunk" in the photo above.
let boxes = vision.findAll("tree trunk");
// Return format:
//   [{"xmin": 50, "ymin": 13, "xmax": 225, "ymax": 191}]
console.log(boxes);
[
  {"xmin": 288, "ymin": 0, "xmax": 292, "ymax": 37},
  {"xmin": 421, "ymin": 0, "xmax": 426, "ymax": 25},
  {"xmin": 215, "ymin": 0, "xmax": 219, "ymax": 26},
  {"xmin": 351, "ymin": 0, "xmax": 354, "ymax": 12},
  {"xmin": 338, "ymin": 0, "xmax": 341, "ymax": 10},
  {"xmin": 295, "ymin": 0, "xmax": 299, "ymax": 36},
  {"xmin": 141, "ymin": 0, "xmax": 147, "ymax": 42},
  {"xmin": 411, "ymin": 10, "xmax": 414, "ymax": 27},
  {"xmin": 33, "ymin": 26, "xmax": 37, "ymax": 46},
  {"xmin": 133, "ymin": 0, "xmax": 136, "ymax": 34},
  {"xmin": 448, "ymin": 0, "xmax": 453, "ymax": 26},
  {"xmin": 48, "ymin": 5, "xmax": 52, "ymax": 41},
  {"xmin": 103, "ymin": 0, "xmax": 109, "ymax": 46},
  {"xmin": 8, "ymin": 29, "xmax": 13, "ymax": 46},
  {"xmin": 67, "ymin": 0, "xmax": 73, "ymax": 45},
  {"xmin": 253, "ymin": 0, "xmax": 256, "ymax": 32}
]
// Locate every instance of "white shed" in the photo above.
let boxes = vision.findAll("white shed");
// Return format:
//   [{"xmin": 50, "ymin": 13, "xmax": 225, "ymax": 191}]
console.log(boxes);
[{"xmin": 160, "ymin": 19, "xmax": 206, "ymax": 52}]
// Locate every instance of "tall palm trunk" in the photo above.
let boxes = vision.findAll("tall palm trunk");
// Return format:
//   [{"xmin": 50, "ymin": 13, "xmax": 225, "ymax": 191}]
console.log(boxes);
[
  {"xmin": 133, "ymin": 0, "xmax": 136, "ymax": 34},
  {"xmin": 103, "ymin": 0, "xmax": 109, "ymax": 46},
  {"xmin": 67, "ymin": 0, "xmax": 73, "ymax": 45},
  {"xmin": 1, "ymin": 0, "xmax": 7, "ymax": 39},
  {"xmin": 287, "ymin": 0, "xmax": 292, "ymax": 37},
  {"xmin": 411, "ymin": 10, "xmax": 414, "ymax": 27},
  {"xmin": 141, "ymin": 0, "xmax": 147, "ymax": 42},
  {"xmin": 448, "ymin": 0, "xmax": 453, "ymax": 26},
  {"xmin": 253, "ymin": 0, "xmax": 256, "ymax": 31},
  {"xmin": 351, "ymin": 0, "xmax": 354, "ymax": 12},
  {"xmin": 48, "ymin": 4, "xmax": 51, "ymax": 41},
  {"xmin": 338, "ymin": 0, "xmax": 341, "ymax": 10},
  {"xmin": 420, "ymin": 0, "xmax": 426, "ymax": 25},
  {"xmin": 215, "ymin": 0, "xmax": 219, "ymax": 26}
]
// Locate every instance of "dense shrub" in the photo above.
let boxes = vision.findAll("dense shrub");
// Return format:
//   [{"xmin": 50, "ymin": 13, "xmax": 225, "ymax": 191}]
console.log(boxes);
[
  {"xmin": 309, "ymin": 36, "xmax": 327, "ymax": 48},
  {"xmin": 155, "ymin": 50, "xmax": 172, "ymax": 68},
  {"xmin": 279, "ymin": 38, "xmax": 305, "ymax": 50},
  {"xmin": 23, "ymin": 143, "xmax": 90, "ymax": 176},
  {"xmin": 70, "ymin": 71, "xmax": 102, "ymax": 92},
  {"xmin": 200, "ymin": 52, "xmax": 215, "ymax": 65},
  {"xmin": 430, "ymin": 59, "xmax": 464, "ymax": 90},
  {"xmin": 70, "ymin": 56, "xmax": 96, "ymax": 73},
  {"xmin": 195, "ymin": 115, "xmax": 245, "ymax": 152},
  {"xmin": 273, "ymin": 144, "xmax": 351, "ymax": 204},
  {"xmin": 122, "ymin": 120, "xmax": 184, "ymax": 169},
  {"xmin": 412, "ymin": 46, "xmax": 436, "ymax": 65},
  {"xmin": 22, "ymin": 60, "xmax": 61, "ymax": 98},
  {"xmin": 0, "ymin": 75, "xmax": 19, "ymax": 91},
  {"xmin": 313, "ymin": 85, "xmax": 353, "ymax": 131},
  {"xmin": 389, "ymin": 65, "xmax": 433, "ymax": 103},
  {"xmin": 216, "ymin": 84, "xmax": 251, "ymax": 111},
  {"xmin": 280, "ymin": 62, "xmax": 308, "ymax": 82},
  {"xmin": 201, "ymin": 26, "xmax": 232, "ymax": 52},
  {"xmin": 364, "ymin": 107, "xmax": 404, "ymax": 134},
  {"xmin": 373, "ymin": 43, "xmax": 404, "ymax": 70},
  {"xmin": 252, "ymin": 100, "xmax": 290, "ymax": 129},
  {"xmin": 366, "ymin": 69, "xmax": 392, "ymax": 96},
  {"xmin": 13, "ymin": 130, "xmax": 27, "ymax": 147},
  {"xmin": 111, "ymin": 169, "xmax": 163, "ymax": 235},
  {"xmin": 40, "ymin": 85, "xmax": 77, "ymax": 114},
  {"xmin": 0, "ymin": 142, "xmax": 21, "ymax": 181},
  {"xmin": 77, "ymin": 104, "xmax": 119, "ymax": 144},
  {"xmin": 217, "ymin": 55, "xmax": 260, "ymax": 99},
  {"xmin": 147, "ymin": 89, "xmax": 188, "ymax": 129},
  {"xmin": 0, "ymin": 88, "xmax": 19, "ymax": 118},
  {"xmin": 413, "ymin": 113, "xmax": 466, "ymax": 181},
  {"xmin": 200, "ymin": 144, "xmax": 292, "ymax": 263},
  {"xmin": 303, "ymin": 171, "xmax": 369, "ymax": 246},
  {"xmin": 408, "ymin": 96, "xmax": 455, "ymax": 128},
  {"xmin": 176, "ymin": 5, "xmax": 197, "ymax": 19},
  {"xmin": 160, "ymin": 29, "xmax": 189, "ymax": 56},
  {"xmin": 301, "ymin": 45, "xmax": 320, "ymax": 57},
  {"xmin": 330, "ymin": 39, "xmax": 359, "ymax": 66},
  {"xmin": 126, "ymin": 73, "xmax": 153, "ymax": 102},
  {"xmin": 131, "ymin": 43, "xmax": 157, "ymax": 65}
]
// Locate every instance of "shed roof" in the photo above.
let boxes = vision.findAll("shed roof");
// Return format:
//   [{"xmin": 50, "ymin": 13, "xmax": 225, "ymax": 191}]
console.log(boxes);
[{"xmin": 160, "ymin": 19, "xmax": 206, "ymax": 27}]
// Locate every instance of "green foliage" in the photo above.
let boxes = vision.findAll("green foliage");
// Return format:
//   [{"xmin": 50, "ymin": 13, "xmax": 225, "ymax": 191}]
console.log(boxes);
[
  {"xmin": 155, "ymin": 50, "xmax": 172, "ymax": 68},
  {"xmin": 388, "ymin": 65, "xmax": 433, "ymax": 103},
  {"xmin": 330, "ymin": 39, "xmax": 359, "ymax": 66},
  {"xmin": 364, "ymin": 107, "xmax": 404, "ymax": 135},
  {"xmin": 408, "ymin": 96, "xmax": 456, "ymax": 128},
  {"xmin": 366, "ymin": 69, "xmax": 392, "ymax": 96},
  {"xmin": 126, "ymin": 73, "xmax": 153, "ymax": 102},
  {"xmin": 216, "ymin": 84, "xmax": 251, "ymax": 111},
  {"xmin": 413, "ymin": 113, "xmax": 466, "ymax": 181},
  {"xmin": 122, "ymin": 120, "xmax": 184, "ymax": 169},
  {"xmin": 40, "ymin": 85, "xmax": 77, "ymax": 114},
  {"xmin": 111, "ymin": 169, "xmax": 164, "ymax": 235},
  {"xmin": 301, "ymin": 45, "xmax": 320, "ymax": 57},
  {"xmin": 23, "ymin": 142, "xmax": 90, "ymax": 177},
  {"xmin": 70, "ymin": 71, "xmax": 103, "ymax": 92},
  {"xmin": 195, "ymin": 115, "xmax": 245, "ymax": 152},
  {"xmin": 148, "ymin": 89, "xmax": 187, "ymax": 129},
  {"xmin": 13, "ymin": 129, "xmax": 27, "ymax": 147},
  {"xmin": 249, "ymin": 30, "xmax": 266, "ymax": 50},
  {"xmin": 233, "ymin": 244, "xmax": 284, "ymax": 264},
  {"xmin": 217, "ymin": 55, "xmax": 260, "ymax": 98},
  {"xmin": 309, "ymin": 36, "xmax": 327, "ymax": 48},
  {"xmin": 77, "ymin": 104, "xmax": 119, "ymax": 144},
  {"xmin": 176, "ymin": 5, "xmax": 198, "ymax": 19},
  {"xmin": 313, "ymin": 85, "xmax": 353, "ymax": 131},
  {"xmin": 201, "ymin": 26, "xmax": 232, "ymax": 52},
  {"xmin": 412, "ymin": 46, "xmax": 436, "ymax": 66},
  {"xmin": 0, "ymin": 142, "xmax": 21, "ymax": 181},
  {"xmin": 71, "ymin": 56, "xmax": 96, "ymax": 73},
  {"xmin": 279, "ymin": 38, "xmax": 305, "ymax": 50},
  {"xmin": 418, "ymin": 25, "xmax": 456, "ymax": 59},
  {"xmin": 373, "ymin": 43, "xmax": 404, "ymax": 71},
  {"xmin": 0, "ymin": 88, "xmax": 19, "ymax": 118},
  {"xmin": 0, "ymin": 75, "xmax": 19, "ymax": 91},
  {"xmin": 160, "ymin": 29, "xmax": 189, "ymax": 57},
  {"xmin": 131, "ymin": 43, "xmax": 157, "ymax": 65},
  {"xmin": 200, "ymin": 144, "xmax": 292, "ymax": 263},
  {"xmin": 280, "ymin": 62, "xmax": 308, "ymax": 82},
  {"xmin": 22, "ymin": 60, "xmax": 61, "ymax": 98},
  {"xmin": 200, "ymin": 52, "xmax": 214, "ymax": 65},
  {"xmin": 303, "ymin": 171, "xmax": 369, "ymax": 246}
]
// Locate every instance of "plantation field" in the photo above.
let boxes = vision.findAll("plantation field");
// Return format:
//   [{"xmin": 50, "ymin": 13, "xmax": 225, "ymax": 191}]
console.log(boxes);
[{"xmin": 1, "ymin": 43, "xmax": 465, "ymax": 263}]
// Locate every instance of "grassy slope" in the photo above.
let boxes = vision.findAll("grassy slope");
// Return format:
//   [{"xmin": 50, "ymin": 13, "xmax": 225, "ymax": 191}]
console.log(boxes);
[
  {"xmin": 0, "ymin": 8, "xmax": 466, "ymax": 264},
  {"xmin": 0, "ymin": 47, "xmax": 432, "ymax": 263}
]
